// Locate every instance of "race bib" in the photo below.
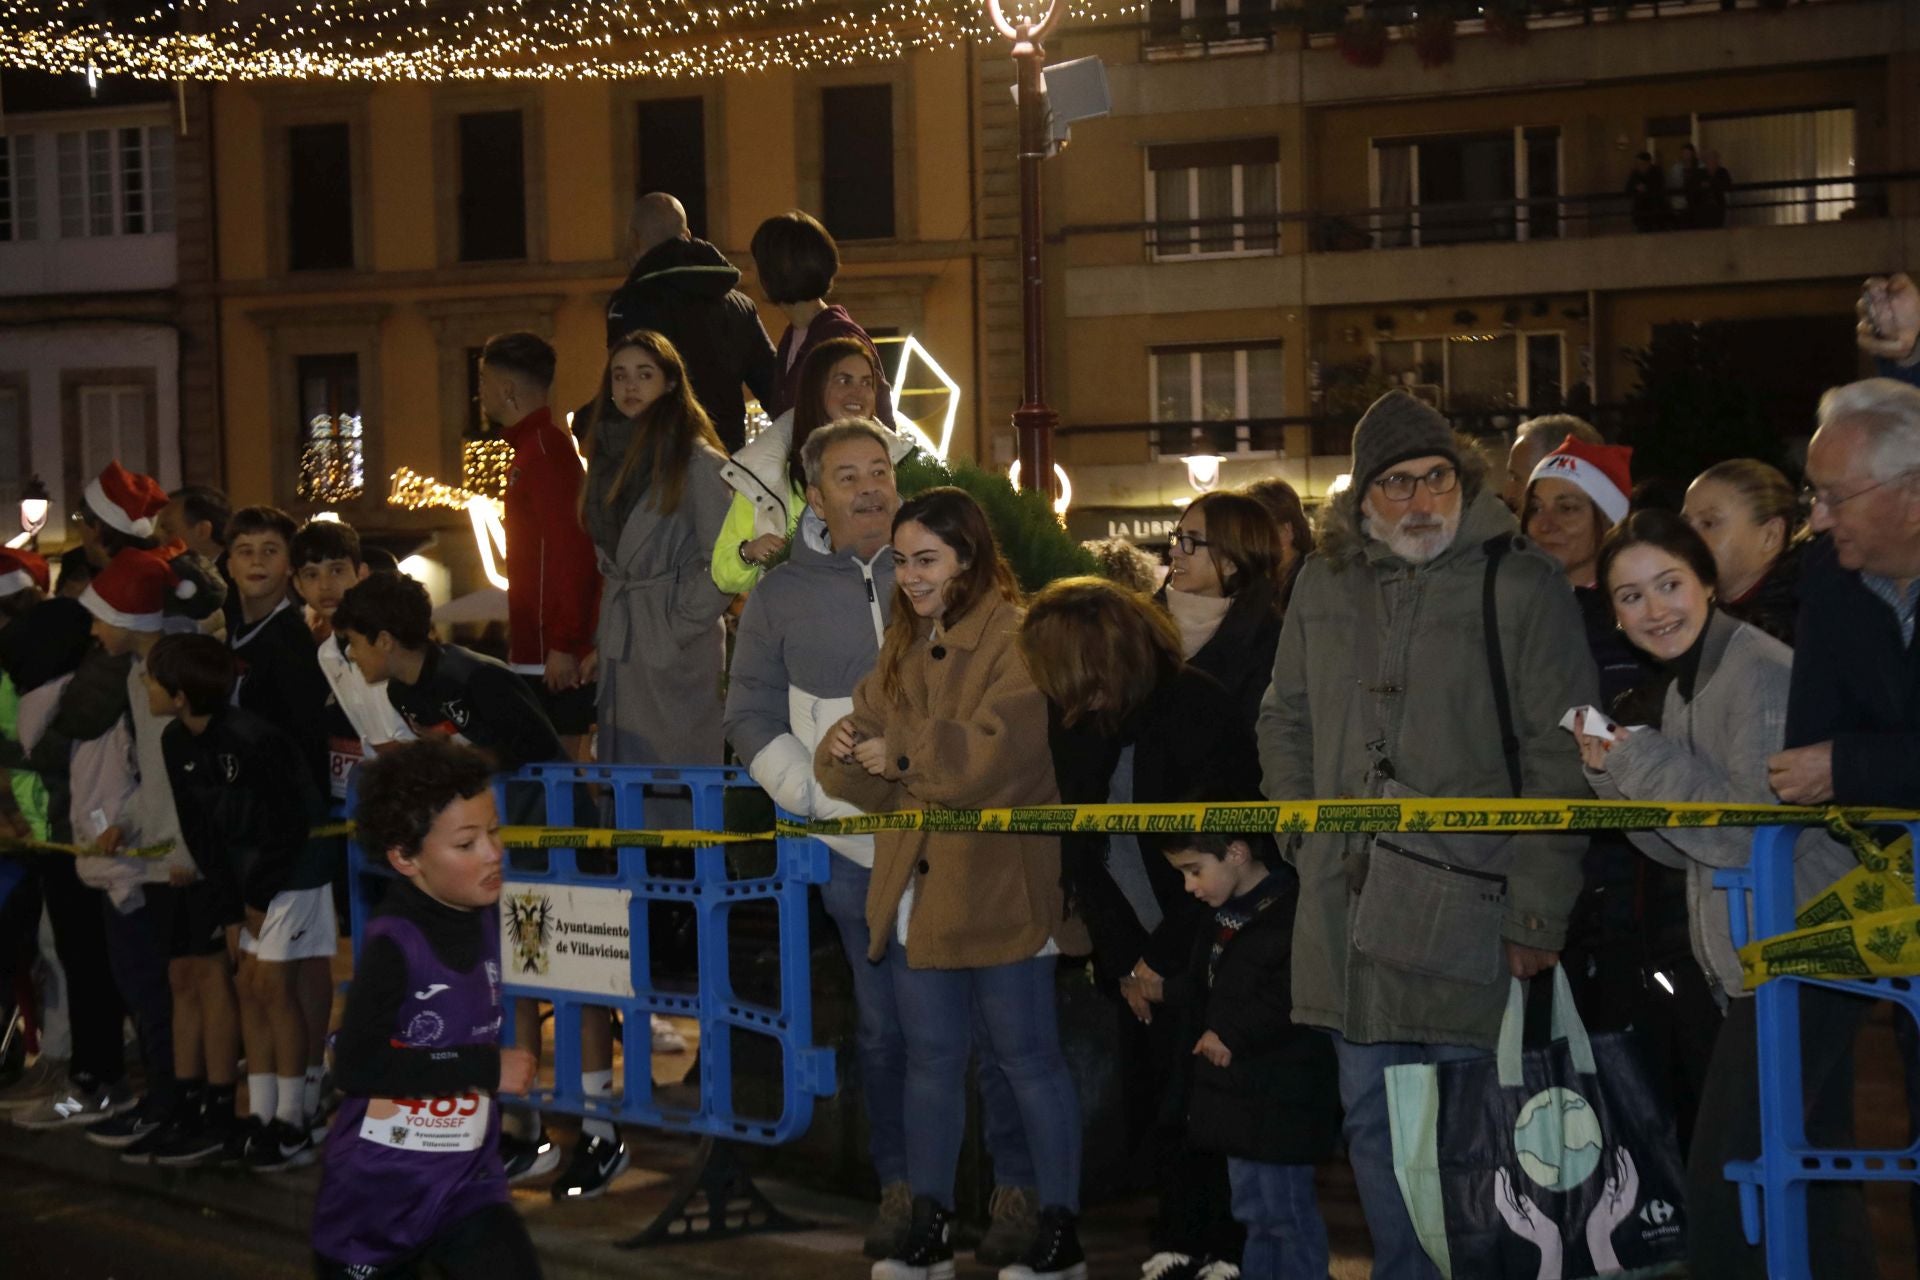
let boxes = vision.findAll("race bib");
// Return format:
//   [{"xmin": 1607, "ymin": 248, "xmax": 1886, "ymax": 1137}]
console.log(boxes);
[
  {"xmin": 358, "ymin": 1092, "xmax": 491, "ymax": 1152},
  {"xmin": 328, "ymin": 736, "xmax": 364, "ymax": 802}
]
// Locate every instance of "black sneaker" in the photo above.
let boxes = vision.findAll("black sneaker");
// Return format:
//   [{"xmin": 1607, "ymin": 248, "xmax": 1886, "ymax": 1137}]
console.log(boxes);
[
  {"xmin": 549, "ymin": 1132, "xmax": 629, "ymax": 1201},
  {"xmin": 873, "ymin": 1195, "xmax": 956, "ymax": 1280},
  {"xmin": 501, "ymin": 1129, "xmax": 562, "ymax": 1184},
  {"xmin": 85, "ymin": 1094, "xmax": 167, "ymax": 1148},
  {"xmin": 150, "ymin": 1112, "xmax": 232, "ymax": 1167},
  {"xmin": 246, "ymin": 1118, "xmax": 314, "ymax": 1173},
  {"xmin": 220, "ymin": 1114, "xmax": 265, "ymax": 1165},
  {"xmin": 997, "ymin": 1206, "xmax": 1086, "ymax": 1280}
]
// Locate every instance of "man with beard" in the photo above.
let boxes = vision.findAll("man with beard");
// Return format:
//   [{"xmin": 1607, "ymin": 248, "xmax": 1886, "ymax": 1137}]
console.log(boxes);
[{"xmin": 1256, "ymin": 390, "xmax": 1596, "ymax": 1279}]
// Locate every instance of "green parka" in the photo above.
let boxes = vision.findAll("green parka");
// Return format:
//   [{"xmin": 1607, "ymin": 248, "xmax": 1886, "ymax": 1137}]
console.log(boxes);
[{"xmin": 1257, "ymin": 483, "xmax": 1598, "ymax": 1048}]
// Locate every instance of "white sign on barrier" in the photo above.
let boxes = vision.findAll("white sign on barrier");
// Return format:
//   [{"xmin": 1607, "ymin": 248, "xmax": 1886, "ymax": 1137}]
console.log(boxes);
[{"xmin": 499, "ymin": 881, "xmax": 636, "ymax": 998}]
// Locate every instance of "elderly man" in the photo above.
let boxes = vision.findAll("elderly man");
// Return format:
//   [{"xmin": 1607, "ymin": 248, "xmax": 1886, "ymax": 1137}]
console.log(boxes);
[
  {"xmin": 603, "ymin": 192, "xmax": 777, "ymax": 451},
  {"xmin": 1258, "ymin": 390, "xmax": 1596, "ymax": 1279},
  {"xmin": 722, "ymin": 420, "xmax": 1038, "ymax": 1268},
  {"xmin": 1502, "ymin": 412, "xmax": 1604, "ymax": 514}
]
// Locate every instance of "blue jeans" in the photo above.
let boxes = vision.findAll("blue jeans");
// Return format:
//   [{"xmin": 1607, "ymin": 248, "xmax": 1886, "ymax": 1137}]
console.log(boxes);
[
  {"xmin": 890, "ymin": 943, "xmax": 1080, "ymax": 1210},
  {"xmin": 100, "ymin": 897, "xmax": 174, "ymax": 1107},
  {"xmin": 820, "ymin": 856, "xmax": 1034, "ymax": 1188},
  {"xmin": 1228, "ymin": 1159, "xmax": 1328, "ymax": 1280},
  {"xmin": 1332, "ymin": 1033, "xmax": 1481, "ymax": 1280}
]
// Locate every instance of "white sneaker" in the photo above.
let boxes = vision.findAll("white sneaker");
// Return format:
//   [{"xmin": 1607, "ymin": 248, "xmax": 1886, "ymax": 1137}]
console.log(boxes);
[
  {"xmin": 15, "ymin": 1078, "xmax": 134, "ymax": 1129},
  {"xmin": 1140, "ymin": 1254, "xmax": 1194, "ymax": 1280},
  {"xmin": 650, "ymin": 1014, "xmax": 688, "ymax": 1054},
  {"xmin": 1195, "ymin": 1261, "xmax": 1241, "ymax": 1280}
]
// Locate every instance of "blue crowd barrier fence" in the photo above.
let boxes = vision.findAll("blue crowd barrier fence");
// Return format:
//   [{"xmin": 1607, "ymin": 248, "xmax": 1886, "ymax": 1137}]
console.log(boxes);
[
  {"xmin": 1716, "ymin": 822, "xmax": 1920, "ymax": 1278},
  {"xmin": 346, "ymin": 762, "xmax": 837, "ymax": 1242}
]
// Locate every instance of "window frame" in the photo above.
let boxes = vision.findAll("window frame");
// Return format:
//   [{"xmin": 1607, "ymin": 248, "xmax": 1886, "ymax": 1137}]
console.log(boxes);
[
  {"xmin": 1368, "ymin": 125, "xmax": 1562, "ymax": 250},
  {"xmin": 53, "ymin": 124, "xmax": 173, "ymax": 240},
  {"xmin": 0, "ymin": 372, "xmax": 31, "ymax": 510},
  {"xmin": 1146, "ymin": 339, "xmax": 1285, "ymax": 458},
  {"xmin": 247, "ymin": 305, "xmax": 389, "ymax": 512},
  {"xmin": 1144, "ymin": 138, "xmax": 1281, "ymax": 262},
  {"xmin": 1372, "ymin": 330, "xmax": 1566, "ymax": 411},
  {"xmin": 60, "ymin": 368, "xmax": 160, "ymax": 517},
  {"xmin": 260, "ymin": 89, "xmax": 373, "ymax": 278},
  {"xmin": 794, "ymin": 62, "xmax": 917, "ymax": 249},
  {"xmin": 432, "ymin": 89, "xmax": 547, "ymax": 270}
]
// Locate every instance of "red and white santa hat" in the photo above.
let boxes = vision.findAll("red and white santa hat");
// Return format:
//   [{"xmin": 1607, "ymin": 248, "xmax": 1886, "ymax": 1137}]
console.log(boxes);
[
  {"xmin": 84, "ymin": 461, "xmax": 169, "ymax": 539},
  {"xmin": 0, "ymin": 548, "xmax": 49, "ymax": 597},
  {"xmin": 1529, "ymin": 438, "xmax": 1634, "ymax": 526},
  {"xmin": 80, "ymin": 547, "xmax": 195, "ymax": 633}
]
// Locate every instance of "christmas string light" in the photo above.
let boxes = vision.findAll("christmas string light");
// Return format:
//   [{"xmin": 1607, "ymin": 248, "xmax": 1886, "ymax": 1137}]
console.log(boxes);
[
  {"xmin": 0, "ymin": 0, "xmax": 1142, "ymax": 82},
  {"xmin": 461, "ymin": 439, "xmax": 514, "ymax": 499}
]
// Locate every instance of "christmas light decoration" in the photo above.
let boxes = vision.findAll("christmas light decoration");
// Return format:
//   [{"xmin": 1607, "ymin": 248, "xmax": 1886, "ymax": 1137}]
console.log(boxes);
[
  {"xmin": 461, "ymin": 438, "xmax": 514, "ymax": 499},
  {"xmin": 299, "ymin": 412, "xmax": 365, "ymax": 503},
  {"xmin": 387, "ymin": 465, "xmax": 510, "ymax": 590},
  {"xmin": 0, "ymin": 1, "xmax": 1141, "ymax": 83}
]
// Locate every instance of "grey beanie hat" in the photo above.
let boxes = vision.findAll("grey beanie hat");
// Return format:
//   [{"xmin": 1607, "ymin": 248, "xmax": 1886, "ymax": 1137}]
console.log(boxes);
[{"xmin": 1350, "ymin": 390, "xmax": 1459, "ymax": 493}]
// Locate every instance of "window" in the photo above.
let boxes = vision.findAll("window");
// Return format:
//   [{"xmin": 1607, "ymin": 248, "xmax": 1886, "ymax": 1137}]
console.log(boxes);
[
  {"xmin": 0, "ymin": 385, "xmax": 22, "ymax": 506},
  {"xmin": 1377, "ymin": 333, "xmax": 1565, "ymax": 412},
  {"xmin": 1372, "ymin": 127, "xmax": 1560, "ymax": 248},
  {"xmin": 56, "ymin": 125, "xmax": 172, "ymax": 238},
  {"xmin": 0, "ymin": 135, "xmax": 38, "ymax": 242},
  {"xmin": 1148, "ymin": 138, "xmax": 1279, "ymax": 258},
  {"xmin": 296, "ymin": 354, "xmax": 365, "ymax": 503},
  {"xmin": 79, "ymin": 384, "xmax": 151, "ymax": 481},
  {"xmin": 288, "ymin": 122, "xmax": 354, "ymax": 271},
  {"xmin": 1146, "ymin": 0, "xmax": 1276, "ymax": 45},
  {"xmin": 1149, "ymin": 342, "xmax": 1284, "ymax": 455},
  {"xmin": 456, "ymin": 110, "xmax": 527, "ymax": 262},
  {"xmin": 1696, "ymin": 107, "xmax": 1855, "ymax": 226},
  {"xmin": 636, "ymin": 98, "xmax": 708, "ymax": 241},
  {"xmin": 820, "ymin": 85, "xmax": 895, "ymax": 242}
]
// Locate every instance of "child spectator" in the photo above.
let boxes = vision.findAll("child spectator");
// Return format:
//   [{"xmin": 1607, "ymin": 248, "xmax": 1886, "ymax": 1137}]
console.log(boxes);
[
  {"xmin": 153, "ymin": 633, "xmax": 333, "ymax": 1171},
  {"xmin": 226, "ymin": 506, "xmax": 332, "ymax": 790},
  {"xmin": 1154, "ymin": 832, "xmax": 1340, "ymax": 1280},
  {"xmin": 290, "ymin": 518, "xmax": 411, "ymax": 802},
  {"xmin": 72, "ymin": 545, "xmax": 227, "ymax": 1152},
  {"xmin": 311, "ymin": 738, "xmax": 539, "ymax": 1279},
  {"xmin": 477, "ymin": 331, "xmax": 601, "ymax": 759},
  {"xmin": 332, "ymin": 572, "xmax": 562, "ymax": 773}
]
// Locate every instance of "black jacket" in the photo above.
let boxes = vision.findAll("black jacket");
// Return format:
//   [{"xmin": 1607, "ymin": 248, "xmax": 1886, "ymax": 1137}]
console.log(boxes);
[
  {"xmin": 232, "ymin": 600, "xmax": 331, "ymax": 791},
  {"xmin": 1164, "ymin": 579, "xmax": 1284, "ymax": 735},
  {"xmin": 0, "ymin": 599, "xmax": 130, "ymax": 842},
  {"xmin": 163, "ymin": 706, "xmax": 330, "ymax": 911},
  {"xmin": 605, "ymin": 237, "xmax": 778, "ymax": 453},
  {"xmin": 1049, "ymin": 664, "xmax": 1261, "ymax": 983},
  {"xmin": 1161, "ymin": 865, "xmax": 1341, "ymax": 1165},
  {"xmin": 386, "ymin": 642, "xmax": 563, "ymax": 773},
  {"xmin": 1785, "ymin": 535, "xmax": 1920, "ymax": 804},
  {"xmin": 1723, "ymin": 540, "xmax": 1803, "ymax": 649},
  {"xmin": 1575, "ymin": 582, "xmax": 1661, "ymax": 712}
]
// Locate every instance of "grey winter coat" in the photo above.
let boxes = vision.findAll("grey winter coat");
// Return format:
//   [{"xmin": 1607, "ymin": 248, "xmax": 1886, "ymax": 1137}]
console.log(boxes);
[
  {"xmin": 724, "ymin": 510, "xmax": 894, "ymax": 866},
  {"xmin": 1257, "ymin": 484, "xmax": 1597, "ymax": 1048},
  {"xmin": 1585, "ymin": 609, "xmax": 1855, "ymax": 998},
  {"xmin": 590, "ymin": 440, "xmax": 736, "ymax": 766}
]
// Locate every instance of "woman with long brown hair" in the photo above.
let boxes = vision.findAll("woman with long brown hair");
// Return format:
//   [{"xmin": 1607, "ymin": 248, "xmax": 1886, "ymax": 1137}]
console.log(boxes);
[
  {"xmin": 816, "ymin": 487, "xmax": 1090, "ymax": 1280},
  {"xmin": 1160, "ymin": 490, "xmax": 1288, "ymax": 731}
]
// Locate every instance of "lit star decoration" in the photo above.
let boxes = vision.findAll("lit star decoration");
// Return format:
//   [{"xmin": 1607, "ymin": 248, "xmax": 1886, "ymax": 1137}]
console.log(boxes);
[{"xmin": 0, "ymin": 1, "xmax": 1139, "ymax": 82}]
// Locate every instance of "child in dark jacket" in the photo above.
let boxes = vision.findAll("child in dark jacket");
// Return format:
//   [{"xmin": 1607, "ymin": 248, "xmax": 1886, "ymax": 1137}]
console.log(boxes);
[{"xmin": 1156, "ymin": 832, "xmax": 1341, "ymax": 1280}]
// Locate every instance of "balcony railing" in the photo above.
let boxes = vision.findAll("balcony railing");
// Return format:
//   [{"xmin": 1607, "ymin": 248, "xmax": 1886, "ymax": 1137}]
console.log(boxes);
[{"xmin": 1056, "ymin": 170, "xmax": 1916, "ymax": 258}]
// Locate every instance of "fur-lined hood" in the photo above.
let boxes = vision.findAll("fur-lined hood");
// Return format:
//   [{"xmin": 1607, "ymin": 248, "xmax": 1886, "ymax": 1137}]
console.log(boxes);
[{"xmin": 1314, "ymin": 445, "xmax": 1506, "ymax": 567}]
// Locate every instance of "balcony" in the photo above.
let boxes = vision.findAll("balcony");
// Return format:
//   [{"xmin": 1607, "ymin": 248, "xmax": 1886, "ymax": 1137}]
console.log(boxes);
[{"xmin": 1060, "ymin": 172, "xmax": 1920, "ymax": 315}]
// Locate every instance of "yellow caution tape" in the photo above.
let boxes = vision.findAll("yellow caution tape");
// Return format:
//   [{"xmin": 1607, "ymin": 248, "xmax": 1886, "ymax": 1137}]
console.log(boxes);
[{"xmin": 1742, "ymin": 822, "xmax": 1920, "ymax": 986}]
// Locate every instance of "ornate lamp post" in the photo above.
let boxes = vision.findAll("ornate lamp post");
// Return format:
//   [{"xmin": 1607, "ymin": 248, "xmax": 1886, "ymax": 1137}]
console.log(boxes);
[{"xmin": 988, "ymin": 0, "xmax": 1064, "ymax": 498}]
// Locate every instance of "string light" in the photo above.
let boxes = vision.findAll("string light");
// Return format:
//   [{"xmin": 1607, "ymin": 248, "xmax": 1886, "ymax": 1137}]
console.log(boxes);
[
  {"xmin": 388, "ymin": 465, "xmax": 479, "ymax": 511},
  {"xmin": 461, "ymin": 439, "xmax": 514, "ymax": 499},
  {"xmin": 0, "ymin": 1, "xmax": 1143, "ymax": 82},
  {"xmin": 298, "ymin": 412, "xmax": 365, "ymax": 503}
]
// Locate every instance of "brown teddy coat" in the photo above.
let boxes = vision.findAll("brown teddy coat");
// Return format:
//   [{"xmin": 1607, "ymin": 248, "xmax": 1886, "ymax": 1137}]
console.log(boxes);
[{"xmin": 815, "ymin": 591, "xmax": 1090, "ymax": 969}]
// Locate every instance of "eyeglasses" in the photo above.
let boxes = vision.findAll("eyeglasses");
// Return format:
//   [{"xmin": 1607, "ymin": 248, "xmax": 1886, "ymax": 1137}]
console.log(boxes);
[
  {"xmin": 1801, "ymin": 469, "xmax": 1918, "ymax": 513},
  {"xmin": 1371, "ymin": 464, "xmax": 1460, "ymax": 503},
  {"xmin": 1169, "ymin": 530, "xmax": 1211, "ymax": 556}
]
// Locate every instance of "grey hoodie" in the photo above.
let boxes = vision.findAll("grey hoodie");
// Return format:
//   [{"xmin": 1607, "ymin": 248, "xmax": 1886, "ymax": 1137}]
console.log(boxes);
[{"xmin": 724, "ymin": 509, "xmax": 895, "ymax": 866}]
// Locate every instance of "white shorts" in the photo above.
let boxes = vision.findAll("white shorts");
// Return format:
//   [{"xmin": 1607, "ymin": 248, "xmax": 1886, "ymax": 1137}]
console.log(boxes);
[{"xmin": 239, "ymin": 886, "xmax": 338, "ymax": 962}]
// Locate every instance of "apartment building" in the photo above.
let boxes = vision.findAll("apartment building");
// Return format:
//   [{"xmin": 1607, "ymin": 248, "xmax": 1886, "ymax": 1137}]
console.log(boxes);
[
  {"xmin": 1043, "ymin": 0, "xmax": 1920, "ymax": 542},
  {"xmin": 0, "ymin": 71, "xmax": 219, "ymax": 544}
]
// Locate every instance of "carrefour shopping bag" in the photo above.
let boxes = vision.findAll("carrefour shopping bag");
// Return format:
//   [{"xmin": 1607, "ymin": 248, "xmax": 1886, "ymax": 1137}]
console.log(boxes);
[{"xmin": 1385, "ymin": 968, "xmax": 1687, "ymax": 1278}]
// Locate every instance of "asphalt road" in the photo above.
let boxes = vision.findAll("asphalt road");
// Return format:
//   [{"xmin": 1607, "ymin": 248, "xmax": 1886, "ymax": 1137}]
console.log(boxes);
[{"xmin": 0, "ymin": 1159, "xmax": 312, "ymax": 1280}]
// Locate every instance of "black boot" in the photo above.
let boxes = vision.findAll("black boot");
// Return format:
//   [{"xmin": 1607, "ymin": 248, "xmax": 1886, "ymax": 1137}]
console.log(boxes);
[
  {"xmin": 871, "ymin": 1194, "xmax": 955, "ymax": 1280},
  {"xmin": 996, "ymin": 1205, "xmax": 1086, "ymax": 1280}
]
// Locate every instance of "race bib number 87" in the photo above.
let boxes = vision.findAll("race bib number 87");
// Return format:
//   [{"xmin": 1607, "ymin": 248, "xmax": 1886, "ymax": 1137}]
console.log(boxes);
[{"xmin": 359, "ymin": 1093, "xmax": 491, "ymax": 1152}]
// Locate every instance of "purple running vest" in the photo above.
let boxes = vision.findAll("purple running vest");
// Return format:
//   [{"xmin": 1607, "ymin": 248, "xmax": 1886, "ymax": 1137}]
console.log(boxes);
[{"xmin": 311, "ymin": 911, "xmax": 507, "ymax": 1268}]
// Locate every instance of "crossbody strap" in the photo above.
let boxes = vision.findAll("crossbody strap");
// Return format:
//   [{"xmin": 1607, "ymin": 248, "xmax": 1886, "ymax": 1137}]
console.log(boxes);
[{"xmin": 1482, "ymin": 535, "xmax": 1522, "ymax": 798}]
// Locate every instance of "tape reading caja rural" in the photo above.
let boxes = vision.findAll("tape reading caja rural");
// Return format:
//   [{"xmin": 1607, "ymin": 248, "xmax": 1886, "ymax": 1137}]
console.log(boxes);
[{"xmin": 1741, "ymin": 822, "xmax": 1920, "ymax": 987}]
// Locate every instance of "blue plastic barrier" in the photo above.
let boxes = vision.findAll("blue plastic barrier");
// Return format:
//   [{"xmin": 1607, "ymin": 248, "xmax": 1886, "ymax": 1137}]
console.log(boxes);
[
  {"xmin": 347, "ymin": 762, "xmax": 836, "ymax": 1148},
  {"xmin": 1715, "ymin": 823, "xmax": 1920, "ymax": 1277}
]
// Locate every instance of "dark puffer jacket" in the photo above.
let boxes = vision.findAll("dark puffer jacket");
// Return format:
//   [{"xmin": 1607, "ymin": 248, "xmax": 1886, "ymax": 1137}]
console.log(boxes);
[{"xmin": 1722, "ymin": 539, "xmax": 1804, "ymax": 649}]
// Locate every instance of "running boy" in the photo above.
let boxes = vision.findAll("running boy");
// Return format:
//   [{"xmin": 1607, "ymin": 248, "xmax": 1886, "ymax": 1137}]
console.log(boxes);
[
  {"xmin": 311, "ymin": 738, "xmax": 540, "ymax": 1280},
  {"xmin": 1155, "ymin": 833, "xmax": 1340, "ymax": 1280},
  {"xmin": 153, "ymin": 633, "xmax": 333, "ymax": 1171}
]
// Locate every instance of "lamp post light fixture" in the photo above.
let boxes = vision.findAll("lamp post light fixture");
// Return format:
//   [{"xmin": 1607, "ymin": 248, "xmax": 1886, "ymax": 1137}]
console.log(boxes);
[
  {"xmin": 19, "ymin": 476, "xmax": 50, "ymax": 551},
  {"xmin": 989, "ymin": 0, "xmax": 1065, "ymax": 502},
  {"xmin": 1181, "ymin": 454, "xmax": 1225, "ymax": 495}
]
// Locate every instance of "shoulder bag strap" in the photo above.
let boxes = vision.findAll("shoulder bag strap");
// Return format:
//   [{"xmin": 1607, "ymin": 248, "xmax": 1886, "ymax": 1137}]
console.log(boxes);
[{"xmin": 1482, "ymin": 534, "xmax": 1522, "ymax": 798}]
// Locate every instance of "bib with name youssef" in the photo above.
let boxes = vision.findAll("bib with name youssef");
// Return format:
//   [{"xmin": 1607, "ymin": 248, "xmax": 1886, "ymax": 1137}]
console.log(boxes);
[{"xmin": 358, "ymin": 1092, "xmax": 491, "ymax": 1153}]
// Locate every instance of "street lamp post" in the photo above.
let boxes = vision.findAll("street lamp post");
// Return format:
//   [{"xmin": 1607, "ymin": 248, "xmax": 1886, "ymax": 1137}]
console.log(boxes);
[{"xmin": 989, "ymin": 0, "xmax": 1063, "ymax": 499}]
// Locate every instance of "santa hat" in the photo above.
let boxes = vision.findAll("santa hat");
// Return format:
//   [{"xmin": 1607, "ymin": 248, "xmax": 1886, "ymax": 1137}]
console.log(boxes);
[
  {"xmin": 80, "ymin": 548, "xmax": 197, "ymax": 633},
  {"xmin": 1529, "ymin": 438, "xmax": 1634, "ymax": 526},
  {"xmin": 0, "ymin": 548, "xmax": 49, "ymax": 597},
  {"xmin": 84, "ymin": 461, "xmax": 169, "ymax": 539}
]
